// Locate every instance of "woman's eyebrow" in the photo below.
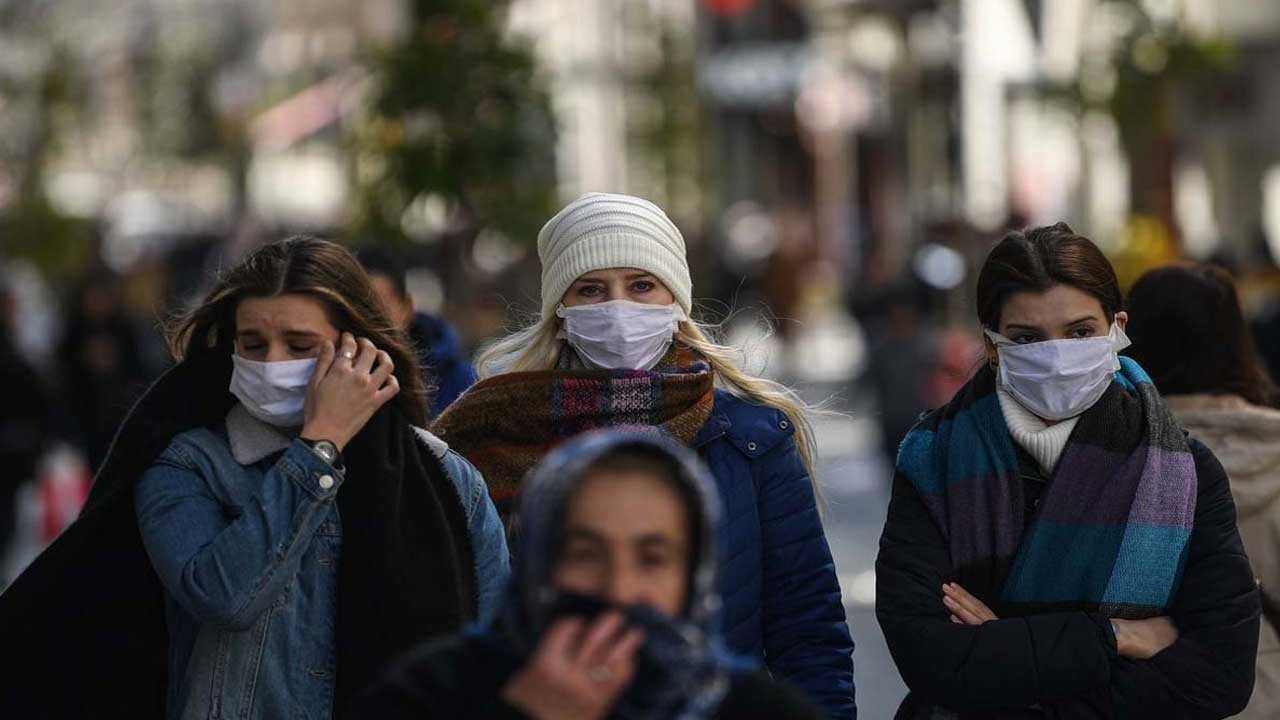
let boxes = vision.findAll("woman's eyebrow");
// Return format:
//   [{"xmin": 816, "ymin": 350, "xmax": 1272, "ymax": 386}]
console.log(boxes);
[
  {"xmin": 562, "ymin": 527, "xmax": 607, "ymax": 545},
  {"xmin": 1063, "ymin": 315, "xmax": 1100, "ymax": 327}
]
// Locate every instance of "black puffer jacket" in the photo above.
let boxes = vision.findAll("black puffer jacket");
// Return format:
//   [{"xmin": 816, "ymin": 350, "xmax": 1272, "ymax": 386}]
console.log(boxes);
[{"xmin": 877, "ymin": 437, "xmax": 1260, "ymax": 719}]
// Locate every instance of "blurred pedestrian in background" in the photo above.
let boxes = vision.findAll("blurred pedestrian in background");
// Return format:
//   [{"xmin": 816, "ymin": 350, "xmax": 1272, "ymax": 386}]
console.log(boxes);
[
  {"xmin": 56, "ymin": 270, "xmax": 152, "ymax": 471},
  {"xmin": 359, "ymin": 247, "xmax": 478, "ymax": 419},
  {"xmin": 0, "ymin": 273, "xmax": 51, "ymax": 587},
  {"xmin": 877, "ymin": 223, "xmax": 1259, "ymax": 718},
  {"xmin": 357, "ymin": 429, "xmax": 823, "ymax": 720},
  {"xmin": 861, "ymin": 281, "xmax": 942, "ymax": 461},
  {"xmin": 1126, "ymin": 262, "xmax": 1280, "ymax": 720},
  {"xmin": 0, "ymin": 237, "xmax": 508, "ymax": 718},
  {"xmin": 433, "ymin": 193, "xmax": 856, "ymax": 718}
]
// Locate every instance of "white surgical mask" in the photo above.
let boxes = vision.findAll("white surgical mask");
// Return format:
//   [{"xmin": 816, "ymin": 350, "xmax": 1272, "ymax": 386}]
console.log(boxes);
[
  {"xmin": 556, "ymin": 300, "xmax": 684, "ymax": 371},
  {"xmin": 228, "ymin": 355, "xmax": 317, "ymax": 427},
  {"xmin": 986, "ymin": 322, "xmax": 1131, "ymax": 421}
]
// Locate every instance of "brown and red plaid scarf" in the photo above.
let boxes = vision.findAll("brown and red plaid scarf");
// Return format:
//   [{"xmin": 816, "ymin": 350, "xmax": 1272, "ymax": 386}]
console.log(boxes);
[{"xmin": 432, "ymin": 344, "xmax": 714, "ymax": 512}]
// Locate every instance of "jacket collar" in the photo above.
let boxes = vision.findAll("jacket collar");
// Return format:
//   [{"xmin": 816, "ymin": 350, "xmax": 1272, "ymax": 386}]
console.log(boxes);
[{"xmin": 225, "ymin": 403, "xmax": 297, "ymax": 465}]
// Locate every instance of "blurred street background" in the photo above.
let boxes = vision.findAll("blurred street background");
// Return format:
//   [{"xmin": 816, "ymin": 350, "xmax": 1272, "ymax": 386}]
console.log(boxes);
[{"xmin": 5, "ymin": 2, "xmax": 1280, "ymax": 715}]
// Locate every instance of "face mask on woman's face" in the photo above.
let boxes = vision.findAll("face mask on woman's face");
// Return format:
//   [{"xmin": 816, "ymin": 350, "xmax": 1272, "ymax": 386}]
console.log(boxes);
[
  {"xmin": 228, "ymin": 354, "xmax": 317, "ymax": 427},
  {"xmin": 986, "ymin": 322, "xmax": 1131, "ymax": 421},
  {"xmin": 556, "ymin": 300, "xmax": 684, "ymax": 371}
]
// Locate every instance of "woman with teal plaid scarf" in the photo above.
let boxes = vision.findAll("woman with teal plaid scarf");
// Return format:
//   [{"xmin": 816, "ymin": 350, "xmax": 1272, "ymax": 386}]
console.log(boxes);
[{"xmin": 876, "ymin": 223, "xmax": 1260, "ymax": 719}]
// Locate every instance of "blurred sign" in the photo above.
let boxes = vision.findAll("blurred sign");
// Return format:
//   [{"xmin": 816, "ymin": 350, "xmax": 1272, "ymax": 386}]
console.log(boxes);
[{"xmin": 699, "ymin": 42, "xmax": 813, "ymax": 108}]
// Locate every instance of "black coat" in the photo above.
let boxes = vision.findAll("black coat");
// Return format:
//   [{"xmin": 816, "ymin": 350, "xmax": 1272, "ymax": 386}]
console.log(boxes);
[
  {"xmin": 877, "ymin": 437, "xmax": 1260, "ymax": 719},
  {"xmin": 352, "ymin": 631, "xmax": 824, "ymax": 720},
  {"xmin": 0, "ymin": 350, "xmax": 477, "ymax": 717}
]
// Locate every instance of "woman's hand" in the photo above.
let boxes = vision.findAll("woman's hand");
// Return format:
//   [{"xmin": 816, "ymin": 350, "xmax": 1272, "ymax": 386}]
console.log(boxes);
[
  {"xmin": 501, "ymin": 611, "xmax": 644, "ymax": 720},
  {"xmin": 943, "ymin": 582, "xmax": 999, "ymax": 625},
  {"xmin": 943, "ymin": 581, "xmax": 1179, "ymax": 660},
  {"xmin": 1112, "ymin": 617, "xmax": 1179, "ymax": 660},
  {"xmin": 300, "ymin": 333, "xmax": 399, "ymax": 451}
]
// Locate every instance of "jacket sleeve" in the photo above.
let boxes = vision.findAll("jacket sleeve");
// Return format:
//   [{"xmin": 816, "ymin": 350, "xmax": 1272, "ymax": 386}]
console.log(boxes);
[
  {"xmin": 757, "ymin": 436, "xmax": 857, "ymax": 719},
  {"xmin": 134, "ymin": 438, "xmax": 343, "ymax": 630},
  {"xmin": 441, "ymin": 448, "xmax": 511, "ymax": 622},
  {"xmin": 1105, "ymin": 439, "xmax": 1260, "ymax": 719},
  {"xmin": 875, "ymin": 468, "xmax": 1118, "ymax": 713}
]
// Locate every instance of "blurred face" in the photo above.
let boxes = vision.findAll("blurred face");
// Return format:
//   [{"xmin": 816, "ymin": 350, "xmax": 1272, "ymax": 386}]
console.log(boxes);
[
  {"xmin": 368, "ymin": 272, "xmax": 413, "ymax": 328},
  {"xmin": 553, "ymin": 470, "xmax": 690, "ymax": 617},
  {"xmin": 561, "ymin": 268, "xmax": 675, "ymax": 308},
  {"xmin": 985, "ymin": 284, "xmax": 1127, "ymax": 365},
  {"xmin": 235, "ymin": 294, "xmax": 339, "ymax": 362}
]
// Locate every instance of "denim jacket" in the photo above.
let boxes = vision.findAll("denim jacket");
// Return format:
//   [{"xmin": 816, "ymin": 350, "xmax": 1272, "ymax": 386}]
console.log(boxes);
[{"xmin": 134, "ymin": 404, "xmax": 508, "ymax": 720}]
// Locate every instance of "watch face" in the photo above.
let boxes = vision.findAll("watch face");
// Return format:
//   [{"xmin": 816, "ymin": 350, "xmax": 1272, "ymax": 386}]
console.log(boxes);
[{"xmin": 314, "ymin": 441, "xmax": 336, "ymax": 462}]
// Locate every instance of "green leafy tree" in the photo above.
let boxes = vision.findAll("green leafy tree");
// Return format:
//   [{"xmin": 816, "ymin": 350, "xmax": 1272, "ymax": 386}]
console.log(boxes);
[{"xmin": 351, "ymin": 0, "xmax": 557, "ymax": 263}]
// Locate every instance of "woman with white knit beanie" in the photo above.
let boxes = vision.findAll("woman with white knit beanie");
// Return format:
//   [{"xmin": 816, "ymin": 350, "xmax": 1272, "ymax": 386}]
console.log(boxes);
[{"xmin": 433, "ymin": 192, "xmax": 857, "ymax": 718}]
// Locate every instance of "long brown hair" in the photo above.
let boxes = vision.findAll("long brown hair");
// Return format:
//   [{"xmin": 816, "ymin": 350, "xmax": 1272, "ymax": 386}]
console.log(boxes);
[
  {"xmin": 1126, "ymin": 263, "xmax": 1279, "ymax": 408},
  {"xmin": 165, "ymin": 236, "xmax": 429, "ymax": 426},
  {"xmin": 976, "ymin": 222, "xmax": 1123, "ymax": 331}
]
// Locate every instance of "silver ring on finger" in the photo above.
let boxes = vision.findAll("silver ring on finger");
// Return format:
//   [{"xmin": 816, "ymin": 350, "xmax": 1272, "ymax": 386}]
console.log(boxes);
[
  {"xmin": 588, "ymin": 666, "xmax": 612, "ymax": 684},
  {"xmin": 341, "ymin": 350, "xmax": 355, "ymax": 360}
]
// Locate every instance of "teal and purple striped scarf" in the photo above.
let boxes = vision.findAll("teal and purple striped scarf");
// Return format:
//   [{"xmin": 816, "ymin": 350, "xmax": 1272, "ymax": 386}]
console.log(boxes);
[{"xmin": 897, "ymin": 357, "xmax": 1197, "ymax": 618}]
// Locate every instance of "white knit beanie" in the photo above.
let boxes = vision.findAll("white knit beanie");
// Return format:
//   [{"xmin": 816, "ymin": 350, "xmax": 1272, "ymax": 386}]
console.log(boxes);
[{"xmin": 537, "ymin": 192, "xmax": 692, "ymax": 319}]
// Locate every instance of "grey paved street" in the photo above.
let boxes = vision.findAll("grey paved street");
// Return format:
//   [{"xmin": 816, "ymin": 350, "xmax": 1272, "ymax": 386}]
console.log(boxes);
[{"xmin": 811, "ymin": 394, "xmax": 909, "ymax": 719}]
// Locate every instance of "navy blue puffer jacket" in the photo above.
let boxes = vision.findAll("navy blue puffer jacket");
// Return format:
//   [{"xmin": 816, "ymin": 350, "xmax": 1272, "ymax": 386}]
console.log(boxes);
[{"xmin": 694, "ymin": 390, "xmax": 857, "ymax": 719}]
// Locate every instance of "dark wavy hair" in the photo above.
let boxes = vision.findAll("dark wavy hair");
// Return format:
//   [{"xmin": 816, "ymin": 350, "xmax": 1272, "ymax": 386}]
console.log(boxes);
[
  {"xmin": 164, "ymin": 236, "xmax": 428, "ymax": 426},
  {"xmin": 1126, "ymin": 263, "xmax": 1278, "ymax": 408},
  {"xmin": 976, "ymin": 222, "xmax": 1123, "ymax": 331}
]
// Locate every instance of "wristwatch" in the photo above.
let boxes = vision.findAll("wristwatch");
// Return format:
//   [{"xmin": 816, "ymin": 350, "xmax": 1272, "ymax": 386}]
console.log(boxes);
[{"xmin": 302, "ymin": 438, "xmax": 343, "ymax": 469}]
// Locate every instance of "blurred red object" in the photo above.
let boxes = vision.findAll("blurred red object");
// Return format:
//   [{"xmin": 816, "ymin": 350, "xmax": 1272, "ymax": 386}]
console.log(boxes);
[
  {"xmin": 924, "ymin": 329, "xmax": 985, "ymax": 407},
  {"xmin": 39, "ymin": 445, "xmax": 90, "ymax": 543},
  {"xmin": 704, "ymin": 0, "xmax": 755, "ymax": 18}
]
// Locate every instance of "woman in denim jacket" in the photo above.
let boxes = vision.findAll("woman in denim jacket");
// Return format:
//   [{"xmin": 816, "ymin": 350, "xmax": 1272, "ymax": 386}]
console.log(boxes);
[{"xmin": 0, "ymin": 237, "xmax": 508, "ymax": 719}]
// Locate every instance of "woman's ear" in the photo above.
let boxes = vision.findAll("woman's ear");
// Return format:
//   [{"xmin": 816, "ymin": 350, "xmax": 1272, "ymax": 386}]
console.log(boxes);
[
  {"xmin": 983, "ymin": 328, "xmax": 999, "ymax": 369},
  {"xmin": 1114, "ymin": 310, "xmax": 1129, "ymax": 333}
]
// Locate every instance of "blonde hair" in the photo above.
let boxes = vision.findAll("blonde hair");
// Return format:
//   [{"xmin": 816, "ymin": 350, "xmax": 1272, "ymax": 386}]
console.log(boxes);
[{"xmin": 476, "ymin": 312, "xmax": 821, "ymax": 484}]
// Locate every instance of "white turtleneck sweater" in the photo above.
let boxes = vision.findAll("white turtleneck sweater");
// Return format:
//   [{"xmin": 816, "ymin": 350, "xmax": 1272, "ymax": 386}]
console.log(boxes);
[{"xmin": 996, "ymin": 388, "xmax": 1080, "ymax": 474}]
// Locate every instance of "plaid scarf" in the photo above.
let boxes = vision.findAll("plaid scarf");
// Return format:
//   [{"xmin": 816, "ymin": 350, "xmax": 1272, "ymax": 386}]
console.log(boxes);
[
  {"xmin": 897, "ymin": 357, "xmax": 1197, "ymax": 619},
  {"xmin": 432, "ymin": 344, "xmax": 715, "ymax": 512}
]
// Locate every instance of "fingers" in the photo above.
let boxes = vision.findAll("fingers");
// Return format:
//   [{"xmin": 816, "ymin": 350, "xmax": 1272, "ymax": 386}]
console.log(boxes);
[
  {"xmin": 336, "ymin": 332, "xmax": 358, "ymax": 365},
  {"xmin": 943, "ymin": 583, "xmax": 997, "ymax": 624},
  {"xmin": 600, "ymin": 627, "xmax": 643, "ymax": 692},
  {"xmin": 374, "ymin": 373, "xmax": 400, "ymax": 403},
  {"xmin": 311, "ymin": 340, "xmax": 335, "ymax": 390},
  {"xmin": 353, "ymin": 337, "xmax": 378, "ymax": 374},
  {"xmin": 371, "ymin": 350, "xmax": 395, "ymax": 385},
  {"xmin": 540, "ymin": 617, "xmax": 585, "ymax": 662},
  {"xmin": 602, "ymin": 627, "xmax": 644, "ymax": 668},
  {"xmin": 574, "ymin": 612, "xmax": 626, "ymax": 668},
  {"xmin": 943, "ymin": 595, "xmax": 983, "ymax": 625}
]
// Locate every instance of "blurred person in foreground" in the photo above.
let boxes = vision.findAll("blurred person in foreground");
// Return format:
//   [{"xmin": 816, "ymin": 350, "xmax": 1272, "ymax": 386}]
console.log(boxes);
[
  {"xmin": 0, "ymin": 274, "xmax": 51, "ymax": 586},
  {"xmin": 433, "ymin": 193, "xmax": 856, "ymax": 718},
  {"xmin": 0, "ymin": 237, "xmax": 508, "ymax": 718},
  {"xmin": 877, "ymin": 223, "xmax": 1259, "ymax": 718},
  {"xmin": 357, "ymin": 428, "xmax": 822, "ymax": 719},
  {"xmin": 359, "ymin": 248, "xmax": 478, "ymax": 418},
  {"xmin": 1126, "ymin": 263, "xmax": 1280, "ymax": 719}
]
